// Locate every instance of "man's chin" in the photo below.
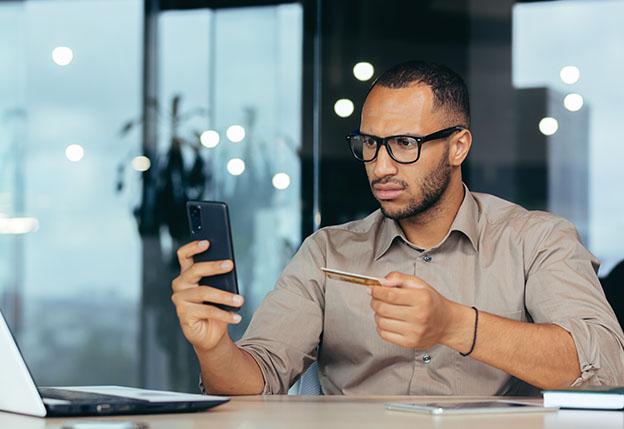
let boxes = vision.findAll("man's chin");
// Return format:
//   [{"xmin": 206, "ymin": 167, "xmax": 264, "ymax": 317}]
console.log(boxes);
[
  {"xmin": 379, "ymin": 199, "xmax": 429, "ymax": 221},
  {"xmin": 379, "ymin": 201, "xmax": 406, "ymax": 220}
]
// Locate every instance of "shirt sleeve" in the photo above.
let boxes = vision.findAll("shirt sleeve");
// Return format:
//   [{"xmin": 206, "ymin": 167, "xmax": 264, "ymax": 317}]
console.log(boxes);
[
  {"xmin": 524, "ymin": 215, "xmax": 624, "ymax": 386},
  {"xmin": 235, "ymin": 233, "xmax": 327, "ymax": 394}
]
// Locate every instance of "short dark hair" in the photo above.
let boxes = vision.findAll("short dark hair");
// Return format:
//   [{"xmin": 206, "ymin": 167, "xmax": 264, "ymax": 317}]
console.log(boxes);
[{"xmin": 370, "ymin": 60, "xmax": 470, "ymax": 127}]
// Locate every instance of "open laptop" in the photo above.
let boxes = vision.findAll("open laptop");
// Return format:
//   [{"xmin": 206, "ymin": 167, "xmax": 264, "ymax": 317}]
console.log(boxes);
[{"xmin": 0, "ymin": 308, "xmax": 229, "ymax": 417}]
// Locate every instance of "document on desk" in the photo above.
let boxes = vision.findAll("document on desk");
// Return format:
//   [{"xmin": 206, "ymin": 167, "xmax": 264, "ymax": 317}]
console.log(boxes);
[{"xmin": 386, "ymin": 400, "xmax": 558, "ymax": 415}]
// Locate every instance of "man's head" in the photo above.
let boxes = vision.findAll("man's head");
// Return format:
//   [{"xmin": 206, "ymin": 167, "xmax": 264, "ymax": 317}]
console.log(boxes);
[
  {"xmin": 359, "ymin": 61, "xmax": 472, "ymax": 221},
  {"xmin": 369, "ymin": 60, "xmax": 470, "ymax": 128}
]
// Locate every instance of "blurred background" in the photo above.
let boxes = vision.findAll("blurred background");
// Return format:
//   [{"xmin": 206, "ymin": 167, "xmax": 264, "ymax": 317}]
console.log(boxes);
[{"xmin": 0, "ymin": 0, "xmax": 623, "ymax": 392}]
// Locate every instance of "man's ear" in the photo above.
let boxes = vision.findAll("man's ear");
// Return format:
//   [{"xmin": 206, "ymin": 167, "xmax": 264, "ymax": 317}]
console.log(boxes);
[{"xmin": 450, "ymin": 129, "xmax": 472, "ymax": 166}]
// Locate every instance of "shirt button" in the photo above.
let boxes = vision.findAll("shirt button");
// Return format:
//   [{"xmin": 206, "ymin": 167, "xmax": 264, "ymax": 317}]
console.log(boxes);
[
  {"xmin": 423, "ymin": 255, "xmax": 432, "ymax": 262},
  {"xmin": 423, "ymin": 353, "xmax": 431, "ymax": 364}
]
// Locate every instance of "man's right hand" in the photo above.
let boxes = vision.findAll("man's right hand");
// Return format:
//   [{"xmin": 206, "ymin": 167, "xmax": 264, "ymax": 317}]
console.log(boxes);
[{"xmin": 171, "ymin": 240, "xmax": 244, "ymax": 352}]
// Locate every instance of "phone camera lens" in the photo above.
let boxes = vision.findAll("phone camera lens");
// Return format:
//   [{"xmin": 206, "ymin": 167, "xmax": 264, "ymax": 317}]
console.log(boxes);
[{"xmin": 190, "ymin": 205, "xmax": 203, "ymax": 233}]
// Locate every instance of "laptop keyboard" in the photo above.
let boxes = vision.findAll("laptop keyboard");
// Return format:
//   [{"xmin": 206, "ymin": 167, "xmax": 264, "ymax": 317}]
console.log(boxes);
[{"xmin": 39, "ymin": 387, "xmax": 147, "ymax": 404}]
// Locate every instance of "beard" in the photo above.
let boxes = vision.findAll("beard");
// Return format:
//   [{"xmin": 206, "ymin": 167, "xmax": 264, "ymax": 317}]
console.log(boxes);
[{"xmin": 372, "ymin": 145, "xmax": 452, "ymax": 221}]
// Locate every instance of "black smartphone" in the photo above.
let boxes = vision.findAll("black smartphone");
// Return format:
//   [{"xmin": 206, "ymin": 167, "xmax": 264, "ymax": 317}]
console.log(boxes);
[{"xmin": 186, "ymin": 200, "xmax": 240, "ymax": 312}]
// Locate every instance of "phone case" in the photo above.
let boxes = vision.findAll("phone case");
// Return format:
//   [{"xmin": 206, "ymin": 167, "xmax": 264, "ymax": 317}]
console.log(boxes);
[{"xmin": 186, "ymin": 201, "xmax": 239, "ymax": 312}]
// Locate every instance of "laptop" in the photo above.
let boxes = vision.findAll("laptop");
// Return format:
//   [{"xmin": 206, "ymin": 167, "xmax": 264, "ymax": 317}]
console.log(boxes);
[{"xmin": 0, "ymin": 308, "xmax": 229, "ymax": 417}]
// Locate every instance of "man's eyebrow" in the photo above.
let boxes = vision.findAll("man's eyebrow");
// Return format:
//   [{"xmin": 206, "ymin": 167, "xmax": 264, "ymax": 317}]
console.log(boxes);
[{"xmin": 361, "ymin": 131, "xmax": 425, "ymax": 137}]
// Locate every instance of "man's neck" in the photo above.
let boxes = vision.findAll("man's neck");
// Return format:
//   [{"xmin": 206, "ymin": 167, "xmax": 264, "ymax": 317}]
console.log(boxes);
[{"xmin": 398, "ymin": 179, "xmax": 465, "ymax": 250}]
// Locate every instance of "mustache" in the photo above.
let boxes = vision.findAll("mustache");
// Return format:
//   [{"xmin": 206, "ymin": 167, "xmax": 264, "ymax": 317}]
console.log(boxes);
[{"xmin": 371, "ymin": 177, "xmax": 409, "ymax": 188}]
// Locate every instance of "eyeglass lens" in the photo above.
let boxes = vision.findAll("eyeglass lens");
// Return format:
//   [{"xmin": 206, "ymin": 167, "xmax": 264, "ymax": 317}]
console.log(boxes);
[{"xmin": 351, "ymin": 135, "xmax": 421, "ymax": 163}]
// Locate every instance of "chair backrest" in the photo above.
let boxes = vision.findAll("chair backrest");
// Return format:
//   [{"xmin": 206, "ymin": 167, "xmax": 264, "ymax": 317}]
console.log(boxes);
[
  {"xmin": 298, "ymin": 361, "xmax": 322, "ymax": 395},
  {"xmin": 600, "ymin": 260, "xmax": 624, "ymax": 328}
]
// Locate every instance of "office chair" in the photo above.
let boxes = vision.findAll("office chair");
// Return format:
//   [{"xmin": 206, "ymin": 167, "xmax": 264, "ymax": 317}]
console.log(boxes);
[
  {"xmin": 298, "ymin": 361, "xmax": 322, "ymax": 395},
  {"xmin": 600, "ymin": 259, "xmax": 624, "ymax": 328}
]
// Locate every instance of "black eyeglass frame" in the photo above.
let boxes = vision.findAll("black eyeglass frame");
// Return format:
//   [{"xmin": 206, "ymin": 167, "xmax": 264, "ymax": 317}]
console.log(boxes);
[{"xmin": 346, "ymin": 125, "xmax": 466, "ymax": 164}]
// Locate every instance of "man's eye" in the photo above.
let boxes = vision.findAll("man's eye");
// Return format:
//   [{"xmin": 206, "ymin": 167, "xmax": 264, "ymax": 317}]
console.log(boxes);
[
  {"xmin": 394, "ymin": 137, "xmax": 417, "ymax": 147},
  {"xmin": 361, "ymin": 137, "xmax": 377, "ymax": 147}
]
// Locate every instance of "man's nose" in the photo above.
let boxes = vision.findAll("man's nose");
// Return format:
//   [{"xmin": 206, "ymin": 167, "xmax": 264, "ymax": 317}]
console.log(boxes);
[{"xmin": 372, "ymin": 144, "xmax": 398, "ymax": 177}]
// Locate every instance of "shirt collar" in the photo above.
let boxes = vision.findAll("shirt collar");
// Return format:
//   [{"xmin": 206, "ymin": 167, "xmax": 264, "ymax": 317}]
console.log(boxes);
[
  {"xmin": 373, "ymin": 183, "xmax": 480, "ymax": 260},
  {"xmin": 451, "ymin": 183, "xmax": 480, "ymax": 252}
]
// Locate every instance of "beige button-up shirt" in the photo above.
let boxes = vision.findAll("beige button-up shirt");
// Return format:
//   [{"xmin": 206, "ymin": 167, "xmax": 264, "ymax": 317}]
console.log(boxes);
[{"xmin": 236, "ymin": 188, "xmax": 624, "ymax": 395}]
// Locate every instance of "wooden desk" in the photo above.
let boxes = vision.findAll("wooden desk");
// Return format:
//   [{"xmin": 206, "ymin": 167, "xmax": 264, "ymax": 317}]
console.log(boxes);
[{"xmin": 1, "ymin": 395, "xmax": 623, "ymax": 429}]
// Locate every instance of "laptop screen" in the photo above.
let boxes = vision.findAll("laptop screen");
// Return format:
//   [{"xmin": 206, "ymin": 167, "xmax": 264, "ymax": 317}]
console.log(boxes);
[{"xmin": 0, "ymin": 309, "xmax": 48, "ymax": 416}]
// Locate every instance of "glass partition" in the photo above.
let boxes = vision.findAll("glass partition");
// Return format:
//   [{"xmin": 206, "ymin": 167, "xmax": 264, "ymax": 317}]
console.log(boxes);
[
  {"xmin": 137, "ymin": 3, "xmax": 304, "ymax": 390},
  {"xmin": 513, "ymin": 0, "xmax": 624, "ymax": 276},
  {"xmin": 0, "ymin": 0, "xmax": 143, "ymax": 386},
  {"xmin": 157, "ymin": 4, "xmax": 303, "ymax": 334},
  {"xmin": 0, "ymin": 0, "xmax": 303, "ymax": 392}
]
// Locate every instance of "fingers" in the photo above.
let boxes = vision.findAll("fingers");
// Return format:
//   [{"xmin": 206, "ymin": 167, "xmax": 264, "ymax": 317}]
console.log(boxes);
[
  {"xmin": 177, "ymin": 240, "xmax": 210, "ymax": 272},
  {"xmin": 368, "ymin": 284, "xmax": 428, "ymax": 306},
  {"xmin": 368, "ymin": 272, "xmax": 451, "ymax": 349},
  {"xmin": 172, "ymin": 260, "xmax": 234, "ymax": 292},
  {"xmin": 374, "ymin": 313, "xmax": 437, "ymax": 349},
  {"xmin": 374, "ymin": 328, "xmax": 407, "ymax": 347},
  {"xmin": 374, "ymin": 314, "xmax": 417, "ymax": 337},
  {"xmin": 379, "ymin": 271, "xmax": 427, "ymax": 289},
  {"xmin": 368, "ymin": 271, "xmax": 430, "ymax": 306},
  {"xmin": 370, "ymin": 296, "xmax": 416, "ymax": 320},
  {"xmin": 172, "ymin": 285, "xmax": 244, "ymax": 308},
  {"xmin": 373, "ymin": 308, "xmax": 432, "ymax": 349},
  {"xmin": 177, "ymin": 301, "xmax": 242, "ymax": 325}
]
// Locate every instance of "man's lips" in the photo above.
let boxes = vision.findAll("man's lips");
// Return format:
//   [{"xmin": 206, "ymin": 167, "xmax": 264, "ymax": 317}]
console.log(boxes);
[{"xmin": 373, "ymin": 184, "xmax": 405, "ymax": 200}]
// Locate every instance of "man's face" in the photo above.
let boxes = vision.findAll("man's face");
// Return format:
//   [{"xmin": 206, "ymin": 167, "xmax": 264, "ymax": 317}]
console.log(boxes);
[{"xmin": 361, "ymin": 84, "xmax": 453, "ymax": 220}]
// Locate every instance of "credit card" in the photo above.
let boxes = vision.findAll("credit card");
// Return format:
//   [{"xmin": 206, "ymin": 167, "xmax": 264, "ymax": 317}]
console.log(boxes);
[{"xmin": 321, "ymin": 267, "xmax": 381, "ymax": 286}]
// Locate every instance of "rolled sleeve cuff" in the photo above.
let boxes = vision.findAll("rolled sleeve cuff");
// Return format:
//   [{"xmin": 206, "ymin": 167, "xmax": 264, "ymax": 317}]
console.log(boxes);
[
  {"xmin": 236, "ymin": 345, "xmax": 272, "ymax": 394},
  {"xmin": 552, "ymin": 318, "xmax": 618, "ymax": 386},
  {"xmin": 197, "ymin": 350, "xmax": 271, "ymax": 395},
  {"xmin": 235, "ymin": 340, "xmax": 312, "ymax": 395}
]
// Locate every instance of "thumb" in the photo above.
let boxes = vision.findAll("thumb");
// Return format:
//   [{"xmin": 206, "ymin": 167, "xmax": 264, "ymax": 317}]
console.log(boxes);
[{"xmin": 379, "ymin": 272, "xmax": 426, "ymax": 289}]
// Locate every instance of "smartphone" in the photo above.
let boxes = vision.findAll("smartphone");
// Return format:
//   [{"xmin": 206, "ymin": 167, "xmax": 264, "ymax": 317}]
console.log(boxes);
[{"xmin": 186, "ymin": 200, "xmax": 240, "ymax": 312}]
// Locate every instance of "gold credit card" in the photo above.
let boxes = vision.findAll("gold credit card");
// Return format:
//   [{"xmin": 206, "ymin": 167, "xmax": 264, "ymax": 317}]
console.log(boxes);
[{"xmin": 321, "ymin": 267, "xmax": 381, "ymax": 286}]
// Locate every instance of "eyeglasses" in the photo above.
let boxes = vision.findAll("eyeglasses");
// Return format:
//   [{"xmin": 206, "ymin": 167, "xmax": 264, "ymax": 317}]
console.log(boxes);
[{"xmin": 346, "ymin": 126, "xmax": 466, "ymax": 164}]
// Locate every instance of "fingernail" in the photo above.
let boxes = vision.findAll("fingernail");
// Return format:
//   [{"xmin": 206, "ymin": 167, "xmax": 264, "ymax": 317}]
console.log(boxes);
[
  {"xmin": 232, "ymin": 314, "xmax": 242, "ymax": 323},
  {"xmin": 232, "ymin": 295, "xmax": 243, "ymax": 305},
  {"xmin": 366, "ymin": 287, "xmax": 372, "ymax": 296},
  {"xmin": 198, "ymin": 240, "xmax": 208, "ymax": 248},
  {"xmin": 221, "ymin": 260, "xmax": 232, "ymax": 269}
]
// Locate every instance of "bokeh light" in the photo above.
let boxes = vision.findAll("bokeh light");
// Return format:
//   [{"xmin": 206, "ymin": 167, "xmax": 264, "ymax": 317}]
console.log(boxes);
[
  {"xmin": 65, "ymin": 144, "xmax": 84, "ymax": 162},
  {"xmin": 563, "ymin": 93, "xmax": 584, "ymax": 112},
  {"xmin": 334, "ymin": 98, "xmax": 355, "ymax": 118},
  {"xmin": 200, "ymin": 130, "xmax": 220, "ymax": 148},
  {"xmin": 538, "ymin": 117, "xmax": 559, "ymax": 136},
  {"xmin": 272, "ymin": 173, "xmax": 291, "ymax": 190},
  {"xmin": 560, "ymin": 66, "xmax": 580, "ymax": 84},
  {"xmin": 52, "ymin": 46, "xmax": 73, "ymax": 66},
  {"xmin": 132, "ymin": 155, "xmax": 151, "ymax": 172},
  {"xmin": 227, "ymin": 158, "xmax": 245, "ymax": 176},
  {"xmin": 0, "ymin": 217, "xmax": 39, "ymax": 234},
  {"xmin": 353, "ymin": 62, "xmax": 374, "ymax": 81},
  {"xmin": 226, "ymin": 125, "xmax": 245, "ymax": 143}
]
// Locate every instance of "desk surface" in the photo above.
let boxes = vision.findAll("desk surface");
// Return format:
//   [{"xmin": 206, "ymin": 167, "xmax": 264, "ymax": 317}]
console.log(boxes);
[{"xmin": 1, "ymin": 395, "xmax": 623, "ymax": 429}]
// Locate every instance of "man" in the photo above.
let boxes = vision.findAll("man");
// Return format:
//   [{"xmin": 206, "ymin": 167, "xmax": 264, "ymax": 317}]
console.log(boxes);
[{"xmin": 171, "ymin": 61, "xmax": 624, "ymax": 395}]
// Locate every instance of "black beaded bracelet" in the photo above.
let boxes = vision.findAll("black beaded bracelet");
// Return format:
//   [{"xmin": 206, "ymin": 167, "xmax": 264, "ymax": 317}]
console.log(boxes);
[{"xmin": 459, "ymin": 306, "xmax": 479, "ymax": 357}]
